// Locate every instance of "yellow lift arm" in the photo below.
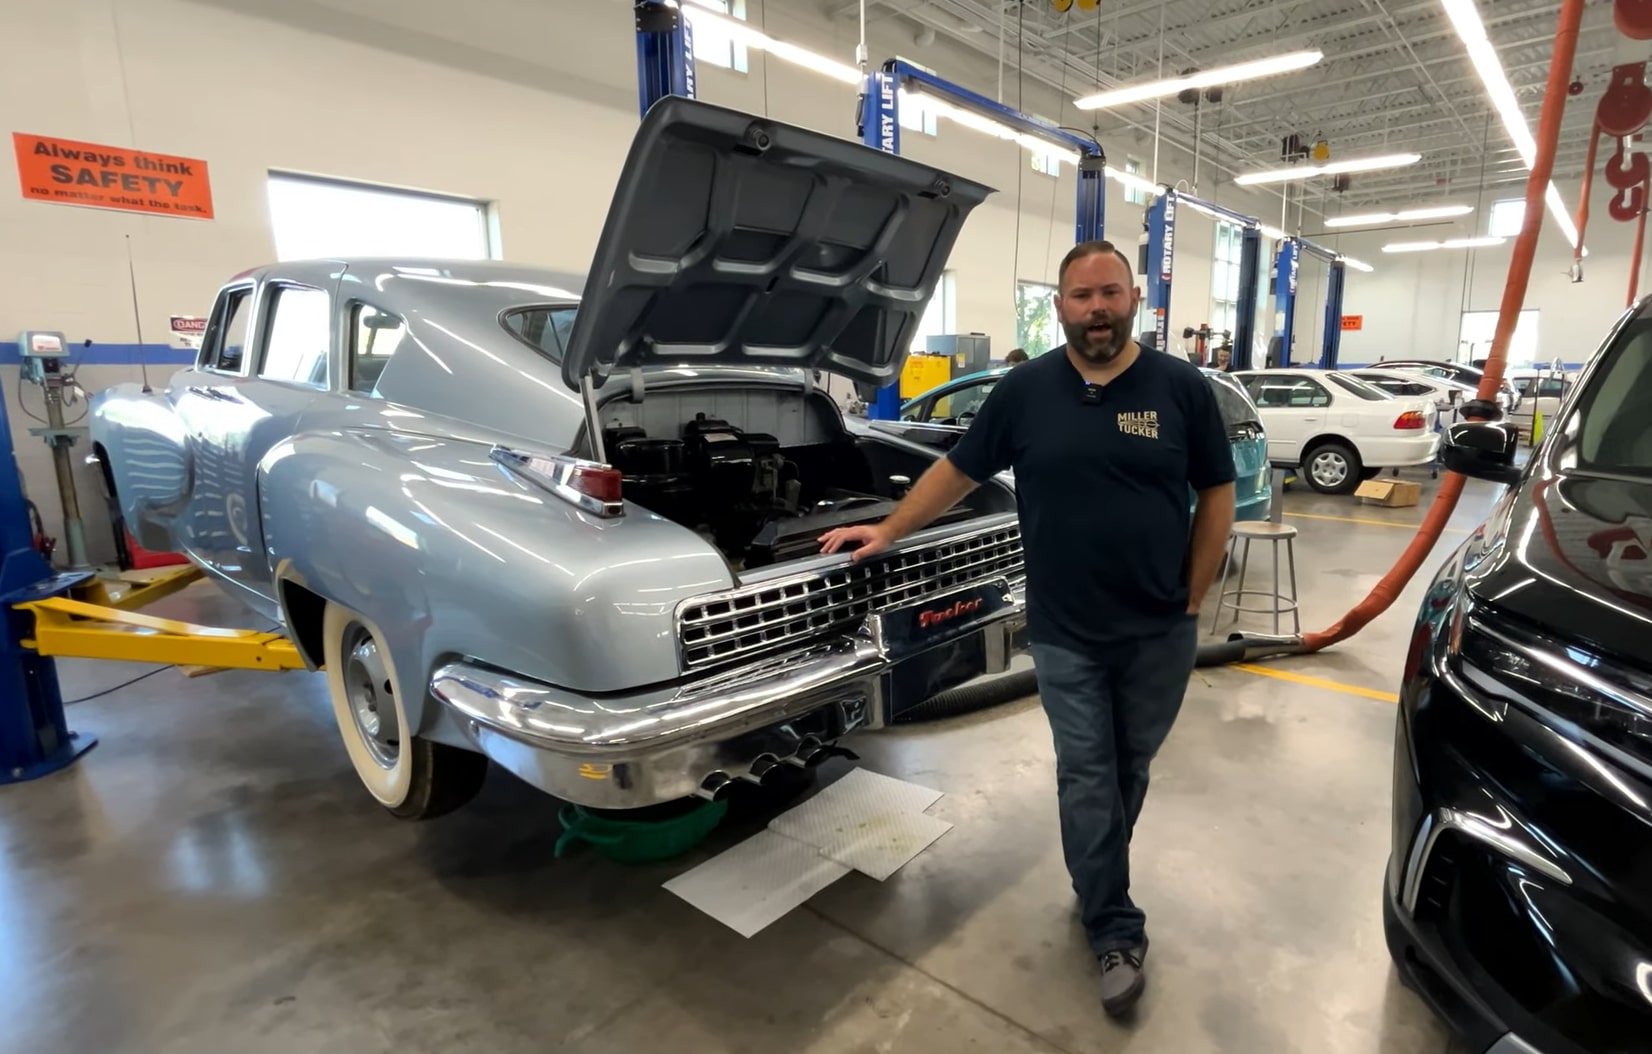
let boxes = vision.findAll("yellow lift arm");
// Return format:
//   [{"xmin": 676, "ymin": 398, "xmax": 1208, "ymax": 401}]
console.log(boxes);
[{"xmin": 14, "ymin": 567, "xmax": 308, "ymax": 673}]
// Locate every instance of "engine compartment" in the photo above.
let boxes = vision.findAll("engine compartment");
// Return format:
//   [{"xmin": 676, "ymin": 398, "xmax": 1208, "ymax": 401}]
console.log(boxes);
[{"xmin": 604, "ymin": 413, "xmax": 979, "ymax": 570}]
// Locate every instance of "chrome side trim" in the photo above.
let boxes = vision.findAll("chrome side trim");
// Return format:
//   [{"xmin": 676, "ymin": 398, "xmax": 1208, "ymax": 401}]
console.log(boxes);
[
  {"xmin": 1486, "ymin": 1033, "xmax": 1546, "ymax": 1054},
  {"xmin": 1472, "ymin": 616, "xmax": 1652, "ymax": 722},
  {"xmin": 1400, "ymin": 805, "xmax": 1573, "ymax": 916}
]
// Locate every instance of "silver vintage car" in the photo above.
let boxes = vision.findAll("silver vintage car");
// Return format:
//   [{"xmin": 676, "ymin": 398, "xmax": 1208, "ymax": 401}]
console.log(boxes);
[{"xmin": 89, "ymin": 97, "xmax": 1027, "ymax": 819}]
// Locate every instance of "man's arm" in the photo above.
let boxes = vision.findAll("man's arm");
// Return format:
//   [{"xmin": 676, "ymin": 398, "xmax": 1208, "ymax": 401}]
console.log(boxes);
[
  {"xmin": 818, "ymin": 456, "xmax": 980, "ymax": 561},
  {"xmin": 1185, "ymin": 482, "xmax": 1235, "ymax": 613}
]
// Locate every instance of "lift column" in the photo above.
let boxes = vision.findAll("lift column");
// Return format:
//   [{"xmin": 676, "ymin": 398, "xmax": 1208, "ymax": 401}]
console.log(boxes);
[
  {"xmin": 1320, "ymin": 259, "xmax": 1348, "ymax": 370},
  {"xmin": 1142, "ymin": 191, "xmax": 1175, "ymax": 354},
  {"xmin": 635, "ymin": 0, "xmax": 695, "ymax": 116},
  {"xmin": 1272, "ymin": 238, "xmax": 1301, "ymax": 367},
  {"xmin": 1232, "ymin": 226, "xmax": 1262, "ymax": 370},
  {"xmin": 0, "ymin": 349, "xmax": 94, "ymax": 782}
]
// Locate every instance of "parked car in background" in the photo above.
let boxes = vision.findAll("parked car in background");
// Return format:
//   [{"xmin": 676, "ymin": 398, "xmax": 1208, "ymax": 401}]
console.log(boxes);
[
  {"xmin": 87, "ymin": 97, "xmax": 1029, "ymax": 821},
  {"xmin": 1230, "ymin": 368, "xmax": 1440, "ymax": 494},
  {"xmin": 1361, "ymin": 363, "xmax": 1513, "ymax": 413},
  {"xmin": 1345, "ymin": 368, "xmax": 1477, "ymax": 416},
  {"xmin": 1384, "ymin": 299, "xmax": 1652, "ymax": 1054},
  {"xmin": 1364, "ymin": 359, "xmax": 1519, "ymax": 412},
  {"xmin": 897, "ymin": 362, "xmax": 1273, "ymax": 521},
  {"xmin": 1506, "ymin": 367, "xmax": 1577, "ymax": 422}
]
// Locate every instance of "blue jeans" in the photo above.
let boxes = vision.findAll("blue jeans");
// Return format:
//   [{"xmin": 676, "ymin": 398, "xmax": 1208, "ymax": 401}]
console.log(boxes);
[{"xmin": 1031, "ymin": 616, "xmax": 1199, "ymax": 957}]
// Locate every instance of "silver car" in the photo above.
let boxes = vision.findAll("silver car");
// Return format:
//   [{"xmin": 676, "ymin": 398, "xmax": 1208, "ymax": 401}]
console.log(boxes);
[{"xmin": 88, "ymin": 97, "xmax": 1026, "ymax": 819}]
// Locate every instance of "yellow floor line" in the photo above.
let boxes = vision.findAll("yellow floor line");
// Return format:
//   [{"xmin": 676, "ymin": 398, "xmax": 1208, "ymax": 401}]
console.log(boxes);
[
  {"xmin": 1283, "ymin": 510, "xmax": 1469, "ymax": 533},
  {"xmin": 1230, "ymin": 662, "xmax": 1400, "ymax": 703}
]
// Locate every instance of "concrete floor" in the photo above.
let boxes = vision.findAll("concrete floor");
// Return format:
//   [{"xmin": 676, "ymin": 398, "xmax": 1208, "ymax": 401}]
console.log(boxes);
[{"xmin": 0, "ymin": 472, "xmax": 1507, "ymax": 1054}]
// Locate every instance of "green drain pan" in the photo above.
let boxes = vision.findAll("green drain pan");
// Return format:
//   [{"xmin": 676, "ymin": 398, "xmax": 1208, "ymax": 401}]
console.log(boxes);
[{"xmin": 554, "ymin": 798, "xmax": 729, "ymax": 864}]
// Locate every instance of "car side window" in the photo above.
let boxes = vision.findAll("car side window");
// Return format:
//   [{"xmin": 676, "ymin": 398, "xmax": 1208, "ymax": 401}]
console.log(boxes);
[
  {"xmin": 1253, "ymin": 377, "xmax": 1330, "ymax": 409},
  {"xmin": 937, "ymin": 381, "xmax": 995, "ymax": 422},
  {"xmin": 349, "ymin": 303, "xmax": 406, "ymax": 394},
  {"xmin": 201, "ymin": 287, "xmax": 253, "ymax": 374},
  {"xmin": 258, "ymin": 285, "xmax": 332, "ymax": 387},
  {"xmin": 1538, "ymin": 378, "xmax": 1566, "ymax": 398}
]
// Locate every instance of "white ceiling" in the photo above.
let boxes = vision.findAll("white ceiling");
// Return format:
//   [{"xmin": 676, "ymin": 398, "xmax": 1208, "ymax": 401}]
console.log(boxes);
[{"xmin": 840, "ymin": 0, "xmax": 1625, "ymax": 214}]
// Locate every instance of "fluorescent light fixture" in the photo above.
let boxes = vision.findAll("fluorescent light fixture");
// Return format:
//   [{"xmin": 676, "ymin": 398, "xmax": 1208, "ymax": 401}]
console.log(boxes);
[
  {"xmin": 1258, "ymin": 224, "xmax": 1288, "ymax": 241},
  {"xmin": 1342, "ymin": 256, "xmax": 1376, "ymax": 272},
  {"xmin": 1235, "ymin": 153, "xmax": 1422, "ymax": 186},
  {"xmin": 1074, "ymin": 50, "xmax": 1324, "ymax": 110},
  {"xmin": 1324, "ymin": 204, "xmax": 1475, "ymax": 228},
  {"xmin": 902, "ymin": 88, "xmax": 1081, "ymax": 164},
  {"xmin": 681, "ymin": 1, "xmax": 860, "ymax": 84},
  {"xmin": 1105, "ymin": 165, "xmax": 1165, "ymax": 198},
  {"xmin": 1382, "ymin": 236, "xmax": 1506, "ymax": 253},
  {"xmin": 1441, "ymin": 0, "xmax": 1580, "ymax": 248}
]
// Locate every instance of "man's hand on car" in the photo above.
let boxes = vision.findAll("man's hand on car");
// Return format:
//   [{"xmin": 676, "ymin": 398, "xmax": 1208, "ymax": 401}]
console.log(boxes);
[{"xmin": 817, "ymin": 523, "xmax": 893, "ymax": 561}]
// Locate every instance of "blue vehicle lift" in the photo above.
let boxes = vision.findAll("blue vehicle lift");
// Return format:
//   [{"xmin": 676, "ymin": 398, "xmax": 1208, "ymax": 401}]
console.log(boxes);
[
  {"xmin": 856, "ymin": 59, "xmax": 1107, "ymax": 418},
  {"xmin": 1273, "ymin": 237, "xmax": 1349, "ymax": 370},
  {"xmin": 1142, "ymin": 193, "xmax": 1353, "ymax": 372},
  {"xmin": 1142, "ymin": 191, "xmax": 1266, "ymax": 371},
  {"xmin": 0, "ymin": 352, "xmax": 95, "ymax": 783}
]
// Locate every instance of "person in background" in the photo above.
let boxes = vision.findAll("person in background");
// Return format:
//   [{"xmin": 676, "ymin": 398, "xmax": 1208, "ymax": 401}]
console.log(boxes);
[
  {"xmin": 1005, "ymin": 347, "xmax": 1029, "ymax": 366},
  {"xmin": 818, "ymin": 240, "xmax": 1236, "ymax": 1018},
  {"xmin": 1213, "ymin": 346, "xmax": 1232, "ymax": 372}
]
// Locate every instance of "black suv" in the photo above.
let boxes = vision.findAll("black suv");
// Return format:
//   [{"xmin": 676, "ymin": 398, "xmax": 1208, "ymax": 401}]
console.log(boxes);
[{"xmin": 1385, "ymin": 304, "xmax": 1652, "ymax": 1052}]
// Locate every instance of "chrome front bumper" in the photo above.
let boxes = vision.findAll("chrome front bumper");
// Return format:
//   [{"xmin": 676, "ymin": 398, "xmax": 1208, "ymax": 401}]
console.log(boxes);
[{"xmin": 430, "ymin": 580, "xmax": 1027, "ymax": 809}]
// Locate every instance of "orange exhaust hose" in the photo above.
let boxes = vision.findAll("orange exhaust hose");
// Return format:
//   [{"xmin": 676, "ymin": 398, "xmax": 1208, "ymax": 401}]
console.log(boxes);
[
  {"xmin": 1296, "ymin": 0, "xmax": 1585, "ymax": 653},
  {"xmin": 1631, "ymin": 197, "xmax": 1649, "ymax": 305},
  {"xmin": 1577, "ymin": 124, "xmax": 1599, "ymax": 273}
]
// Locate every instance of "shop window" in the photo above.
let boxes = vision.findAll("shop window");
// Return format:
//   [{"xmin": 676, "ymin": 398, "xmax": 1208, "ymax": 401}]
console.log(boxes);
[
  {"xmin": 266, "ymin": 172, "xmax": 493, "ymax": 262},
  {"xmin": 689, "ymin": 0, "xmax": 749, "ymax": 73}
]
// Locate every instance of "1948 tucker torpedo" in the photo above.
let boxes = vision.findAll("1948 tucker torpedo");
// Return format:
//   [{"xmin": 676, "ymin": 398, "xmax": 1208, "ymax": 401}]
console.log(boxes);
[{"xmin": 88, "ymin": 96, "xmax": 1031, "ymax": 820}]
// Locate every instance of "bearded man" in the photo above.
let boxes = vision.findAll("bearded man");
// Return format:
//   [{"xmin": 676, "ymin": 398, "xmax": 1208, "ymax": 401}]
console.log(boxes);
[{"xmin": 819, "ymin": 240, "xmax": 1236, "ymax": 1017}]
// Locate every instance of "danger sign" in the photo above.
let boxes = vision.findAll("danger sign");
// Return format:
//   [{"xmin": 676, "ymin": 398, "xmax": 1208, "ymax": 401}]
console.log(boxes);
[
  {"xmin": 1340, "ymin": 314, "xmax": 1364, "ymax": 331},
  {"xmin": 12, "ymin": 132, "xmax": 214, "ymax": 219},
  {"xmin": 170, "ymin": 315, "xmax": 207, "ymax": 349}
]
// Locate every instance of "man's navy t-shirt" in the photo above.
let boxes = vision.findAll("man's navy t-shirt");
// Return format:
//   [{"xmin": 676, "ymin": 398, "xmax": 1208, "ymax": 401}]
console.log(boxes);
[{"xmin": 947, "ymin": 346, "xmax": 1237, "ymax": 653}]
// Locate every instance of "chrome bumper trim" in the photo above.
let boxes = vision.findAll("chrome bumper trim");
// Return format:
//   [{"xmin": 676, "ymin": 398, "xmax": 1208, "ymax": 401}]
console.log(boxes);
[
  {"xmin": 1486, "ymin": 1034, "xmax": 1545, "ymax": 1054},
  {"xmin": 1400, "ymin": 805, "xmax": 1573, "ymax": 916},
  {"xmin": 430, "ymin": 596, "xmax": 1027, "ymax": 808}
]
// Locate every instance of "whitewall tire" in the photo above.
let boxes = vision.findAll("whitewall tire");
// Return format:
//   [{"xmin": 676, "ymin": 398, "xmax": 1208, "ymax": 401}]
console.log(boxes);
[{"xmin": 322, "ymin": 602, "xmax": 486, "ymax": 820}]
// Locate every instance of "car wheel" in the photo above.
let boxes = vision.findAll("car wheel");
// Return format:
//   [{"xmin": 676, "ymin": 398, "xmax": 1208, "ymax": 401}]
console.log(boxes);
[
  {"xmin": 322, "ymin": 602, "xmax": 487, "ymax": 820},
  {"xmin": 1302, "ymin": 441, "xmax": 1363, "ymax": 495}
]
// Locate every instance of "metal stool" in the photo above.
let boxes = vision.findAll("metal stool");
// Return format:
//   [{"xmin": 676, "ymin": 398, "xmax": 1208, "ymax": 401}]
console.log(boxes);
[{"xmin": 1211, "ymin": 521, "xmax": 1301, "ymax": 635}]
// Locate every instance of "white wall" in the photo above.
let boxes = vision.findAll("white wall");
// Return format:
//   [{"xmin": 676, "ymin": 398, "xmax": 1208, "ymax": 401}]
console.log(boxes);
[{"xmin": 1318, "ymin": 186, "xmax": 1637, "ymax": 368}]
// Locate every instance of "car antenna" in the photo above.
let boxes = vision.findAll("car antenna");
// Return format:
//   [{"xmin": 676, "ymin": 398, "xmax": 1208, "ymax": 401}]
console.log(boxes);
[{"xmin": 125, "ymin": 234, "xmax": 152, "ymax": 394}]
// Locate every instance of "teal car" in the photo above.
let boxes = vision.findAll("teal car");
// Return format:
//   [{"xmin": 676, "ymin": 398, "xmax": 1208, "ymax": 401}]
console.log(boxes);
[{"xmin": 896, "ymin": 365, "xmax": 1272, "ymax": 521}]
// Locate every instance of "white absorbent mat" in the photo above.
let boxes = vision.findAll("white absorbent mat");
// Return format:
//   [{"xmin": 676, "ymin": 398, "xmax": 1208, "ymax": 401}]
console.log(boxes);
[
  {"xmin": 665, "ymin": 769, "xmax": 951, "ymax": 937},
  {"xmin": 663, "ymin": 830, "xmax": 851, "ymax": 938}
]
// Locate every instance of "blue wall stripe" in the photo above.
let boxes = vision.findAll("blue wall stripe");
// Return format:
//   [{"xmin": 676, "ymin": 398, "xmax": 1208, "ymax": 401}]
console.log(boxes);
[{"xmin": 0, "ymin": 342, "xmax": 196, "ymax": 367}]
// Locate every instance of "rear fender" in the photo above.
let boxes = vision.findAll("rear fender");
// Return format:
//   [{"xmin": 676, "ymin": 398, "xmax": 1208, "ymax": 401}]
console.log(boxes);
[{"xmin": 257, "ymin": 427, "xmax": 735, "ymax": 734}]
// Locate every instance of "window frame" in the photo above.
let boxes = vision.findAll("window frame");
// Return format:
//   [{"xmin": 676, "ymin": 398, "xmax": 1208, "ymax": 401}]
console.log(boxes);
[
  {"xmin": 197, "ymin": 282, "xmax": 257, "ymax": 376},
  {"xmin": 255, "ymin": 281, "xmax": 335, "ymax": 390},
  {"xmin": 345, "ymin": 299, "xmax": 407, "ymax": 395}
]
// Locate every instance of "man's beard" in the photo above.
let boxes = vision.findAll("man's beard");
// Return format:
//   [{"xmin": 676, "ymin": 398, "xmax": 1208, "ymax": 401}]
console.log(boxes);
[{"xmin": 1062, "ymin": 313, "xmax": 1131, "ymax": 365}]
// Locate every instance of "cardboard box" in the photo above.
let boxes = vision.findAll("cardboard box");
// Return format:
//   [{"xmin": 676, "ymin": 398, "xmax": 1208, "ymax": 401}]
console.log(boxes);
[{"xmin": 1355, "ymin": 478, "xmax": 1422, "ymax": 508}]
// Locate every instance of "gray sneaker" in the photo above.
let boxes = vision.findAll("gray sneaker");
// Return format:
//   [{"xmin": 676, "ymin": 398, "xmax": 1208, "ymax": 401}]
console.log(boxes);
[{"xmin": 1098, "ymin": 941, "xmax": 1148, "ymax": 1016}]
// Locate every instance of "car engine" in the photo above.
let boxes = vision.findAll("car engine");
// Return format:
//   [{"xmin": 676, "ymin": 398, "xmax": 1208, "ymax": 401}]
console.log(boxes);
[{"xmin": 604, "ymin": 413, "xmax": 971, "ymax": 569}]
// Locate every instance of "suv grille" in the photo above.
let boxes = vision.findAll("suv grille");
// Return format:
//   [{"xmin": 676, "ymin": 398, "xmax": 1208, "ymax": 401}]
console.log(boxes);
[{"xmin": 678, "ymin": 525, "xmax": 1024, "ymax": 671}]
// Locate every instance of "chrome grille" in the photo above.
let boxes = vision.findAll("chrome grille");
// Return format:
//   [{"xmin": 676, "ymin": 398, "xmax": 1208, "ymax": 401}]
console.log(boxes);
[{"xmin": 678, "ymin": 524, "xmax": 1023, "ymax": 671}]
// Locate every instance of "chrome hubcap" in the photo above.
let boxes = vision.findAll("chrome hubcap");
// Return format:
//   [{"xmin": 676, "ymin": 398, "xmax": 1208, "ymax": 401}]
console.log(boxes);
[
  {"xmin": 1310, "ymin": 451, "xmax": 1349, "ymax": 489},
  {"xmin": 343, "ymin": 630, "xmax": 399, "ymax": 768}
]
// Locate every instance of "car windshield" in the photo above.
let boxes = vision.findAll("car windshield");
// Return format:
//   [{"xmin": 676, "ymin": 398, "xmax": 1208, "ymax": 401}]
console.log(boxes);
[
  {"xmin": 1569, "ymin": 314, "xmax": 1652, "ymax": 479},
  {"xmin": 1327, "ymin": 373, "xmax": 1393, "ymax": 400},
  {"xmin": 1206, "ymin": 372, "xmax": 1262, "ymax": 428},
  {"xmin": 502, "ymin": 305, "xmax": 577, "ymax": 361}
]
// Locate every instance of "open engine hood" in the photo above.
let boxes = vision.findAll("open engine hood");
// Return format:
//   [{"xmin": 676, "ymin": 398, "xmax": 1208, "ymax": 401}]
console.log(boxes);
[{"xmin": 560, "ymin": 95, "xmax": 993, "ymax": 392}]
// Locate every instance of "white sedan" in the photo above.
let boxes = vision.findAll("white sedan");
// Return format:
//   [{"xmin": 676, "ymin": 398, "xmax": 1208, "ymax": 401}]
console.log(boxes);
[
  {"xmin": 1344, "ymin": 368, "xmax": 1478, "ymax": 415},
  {"xmin": 1230, "ymin": 369, "xmax": 1441, "ymax": 494}
]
